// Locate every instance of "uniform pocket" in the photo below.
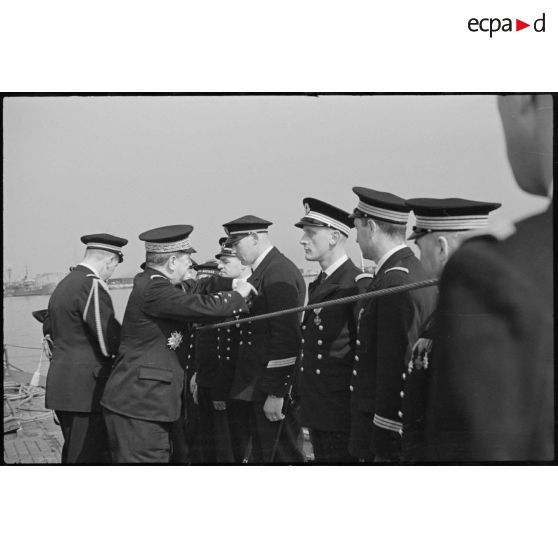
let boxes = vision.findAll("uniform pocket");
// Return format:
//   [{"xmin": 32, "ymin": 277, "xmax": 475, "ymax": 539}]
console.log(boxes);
[{"xmin": 139, "ymin": 366, "xmax": 173, "ymax": 384}]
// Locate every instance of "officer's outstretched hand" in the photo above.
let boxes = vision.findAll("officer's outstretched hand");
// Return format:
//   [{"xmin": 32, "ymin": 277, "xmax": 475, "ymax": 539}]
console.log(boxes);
[
  {"xmin": 233, "ymin": 279, "xmax": 258, "ymax": 298},
  {"xmin": 263, "ymin": 395, "xmax": 285, "ymax": 422},
  {"xmin": 43, "ymin": 334, "xmax": 53, "ymax": 360}
]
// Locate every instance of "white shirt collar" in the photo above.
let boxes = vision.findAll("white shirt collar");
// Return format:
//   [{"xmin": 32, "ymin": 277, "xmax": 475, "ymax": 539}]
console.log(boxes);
[
  {"xmin": 375, "ymin": 244, "xmax": 407, "ymax": 274},
  {"xmin": 78, "ymin": 262, "xmax": 99, "ymax": 277},
  {"xmin": 252, "ymin": 245, "xmax": 274, "ymax": 271},
  {"xmin": 323, "ymin": 254, "xmax": 349, "ymax": 278}
]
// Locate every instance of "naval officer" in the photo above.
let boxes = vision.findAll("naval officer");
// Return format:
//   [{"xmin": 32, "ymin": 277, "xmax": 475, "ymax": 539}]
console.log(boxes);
[
  {"xmin": 225, "ymin": 215, "xmax": 306, "ymax": 463},
  {"xmin": 101, "ymin": 225, "xmax": 253, "ymax": 463},
  {"xmin": 401, "ymin": 198, "xmax": 501, "ymax": 461},
  {"xmin": 44, "ymin": 233, "xmax": 127, "ymax": 463},
  {"xmin": 214, "ymin": 239, "xmax": 252, "ymax": 462},
  {"xmin": 349, "ymin": 188, "xmax": 436, "ymax": 462},
  {"xmin": 295, "ymin": 197, "xmax": 361, "ymax": 463},
  {"xmin": 423, "ymin": 94, "xmax": 554, "ymax": 461}
]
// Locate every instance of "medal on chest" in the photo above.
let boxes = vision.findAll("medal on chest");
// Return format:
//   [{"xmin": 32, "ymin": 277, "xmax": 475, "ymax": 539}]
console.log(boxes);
[
  {"xmin": 167, "ymin": 331, "xmax": 184, "ymax": 350},
  {"xmin": 313, "ymin": 308, "xmax": 322, "ymax": 327}
]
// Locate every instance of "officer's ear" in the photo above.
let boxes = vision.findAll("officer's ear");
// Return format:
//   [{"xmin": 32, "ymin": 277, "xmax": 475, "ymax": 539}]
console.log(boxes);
[
  {"xmin": 329, "ymin": 229, "xmax": 341, "ymax": 246},
  {"xmin": 437, "ymin": 235, "xmax": 450, "ymax": 263}
]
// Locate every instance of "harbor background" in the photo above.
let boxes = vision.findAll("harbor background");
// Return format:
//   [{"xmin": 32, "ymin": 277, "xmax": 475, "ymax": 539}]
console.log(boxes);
[{"xmin": 3, "ymin": 288, "xmax": 133, "ymax": 377}]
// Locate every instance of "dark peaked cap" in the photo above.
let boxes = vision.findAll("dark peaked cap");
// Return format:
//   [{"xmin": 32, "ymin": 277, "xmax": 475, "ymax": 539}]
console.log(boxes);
[
  {"xmin": 295, "ymin": 197, "xmax": 353, "ymax": 236},
  {"xmin": 216, "ymin": 235, "xmax": 239, "ymax": 259},
  {"xmin": 192, "ymin": 260, "xmax": 220, "ymax": 275},
  {"xmin": 223, "ymin": 215, "xmax": 273, "ymax": 243},
  {"xmin": 139, "ymin": 224, "xmax": 197, "ymax": 254},
  {"xmin": 406, "ymin": 198, "xmax": 502, "ymax": 240},
  {"xmin": 81, "ymin": 233, "xmax": 128, "ymax": 263},
  {"xmin": 350, "ymin": 187, "xmax": 410, "ymax": 225}
]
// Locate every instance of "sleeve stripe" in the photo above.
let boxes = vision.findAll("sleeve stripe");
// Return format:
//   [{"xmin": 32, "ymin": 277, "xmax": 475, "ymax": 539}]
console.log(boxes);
[
  {"xmin": 92, "ymin": 280, "xmax": 110, "ymax": 357},
  {"xmin": 373, "ymin": 414, "xmax": 403, "ymax": 433},
  {"xmin": 267, "ymin": 357, "xmax": 297, "ymax": 368}
]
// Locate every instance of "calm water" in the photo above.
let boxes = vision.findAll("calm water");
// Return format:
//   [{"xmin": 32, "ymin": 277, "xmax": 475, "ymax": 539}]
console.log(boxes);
[
  {"xmin": 3, "ymin": 289, "xmax": 132, "ymax": 376},
  {"xmin": 3, "ymin": 277, "xmax": 315, "ymax": 376}
]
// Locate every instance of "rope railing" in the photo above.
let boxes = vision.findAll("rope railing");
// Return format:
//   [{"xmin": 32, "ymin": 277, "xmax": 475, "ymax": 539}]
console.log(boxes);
[{"xmin": 196, "ymin": 278, "xmax": 438, "ymax": 332}]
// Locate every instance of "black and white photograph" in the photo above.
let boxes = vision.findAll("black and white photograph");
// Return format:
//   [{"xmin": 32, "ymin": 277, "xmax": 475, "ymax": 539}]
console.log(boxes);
[
  {"xmin": 1, "ymin": 3, "xmax": 556, "ymax": 556},
  {"xmin": 3, "ymin": 93, "xmax": 553, "ymax": 465}
]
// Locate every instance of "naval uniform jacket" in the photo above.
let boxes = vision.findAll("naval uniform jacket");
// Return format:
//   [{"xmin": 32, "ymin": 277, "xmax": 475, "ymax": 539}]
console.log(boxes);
[
  {"xmin": 44, "ymin": 264, "xmax": 121, "ymax": 413},
  {"xmin": 350, "ymin": 247, "xmax": 436, "ymax": 460},
  {"xmin": 298, "ymin": 258, "xmax": 361, "ymax": 432},
  {"xmin": 230, "ymin": 247, "xmax": 306, "ymax": 402},
  {"xmin": 423, "ymin": 205, "xmax": 554, "ymax": 461},
  {"xmin": 400, "ymin": 313, "xmax": 435, "ymax": 461},
  {"xmin": 101, "ymin": 267, "xmax": 248, "ymax": 423}
]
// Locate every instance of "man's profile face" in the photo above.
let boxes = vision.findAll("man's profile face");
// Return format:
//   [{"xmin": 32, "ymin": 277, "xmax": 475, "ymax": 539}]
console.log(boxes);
[
  {"xmin": 218, "ymin": 256, "xmax": 244, "ymax": 278},
  {"xmin": 172, "ymin": 252, "xmax": 192, "ymax": 283},
  {"xmin": 415, "ymin": 234, "xmax": 441, "ymax": 279},
  {"xmin": 299, "ymin": 225, "xmax": 333, "ymax": 262},
  {"xmin": 497, "ymin": 94, "xmax": 553, "ymax": 197},
  {"xmin": 101, "ymin": 255, "xmax": 119, "ymax": 281},
  {"xmin": 354, "ymin": 217, "xmax": 374, "ymax": 260},
  {"xmin": 233, "ymin": 235, "xmax": 258, "ymax": 266}
]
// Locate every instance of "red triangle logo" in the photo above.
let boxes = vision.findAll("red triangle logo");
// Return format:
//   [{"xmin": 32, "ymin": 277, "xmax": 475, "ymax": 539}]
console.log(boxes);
[{"xmin": 516, "ymin": 19, "xmax": 530, "ymax": 31}]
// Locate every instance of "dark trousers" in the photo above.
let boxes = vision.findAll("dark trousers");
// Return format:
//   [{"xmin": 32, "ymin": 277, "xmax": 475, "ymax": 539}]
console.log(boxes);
[
  {"xmin": 348, "ymin": 407, "xmax": 375, "ymax": 461},
  {"xmin": 309, "ymin": 429, "xmax": 356, "ymax": 463},
  {"xmin": 249, "ymin": 400, "xmax": 304, "ymax": 464},
  {"xmin": 103, "ymin": 409, "xmax": 172, "ymax": 463},
  {"xmin": 198, "ymin": 387, "xmax": 251, "ymax": 463},
  {"xmin": 55, "ymin": 411, "xmax": 110, "ymax": 464}
]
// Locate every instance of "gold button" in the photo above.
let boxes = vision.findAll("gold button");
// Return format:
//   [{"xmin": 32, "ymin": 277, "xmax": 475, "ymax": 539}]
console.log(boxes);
[
  {"xmin": 302, "ymin": 325, "xmax": 306, "ymax": 330},
  {"xmin": 317, "ymin": 340, "xmax": 323, "ymax": 346},
  {"xmin": 349, "ymin": 385, "xmax": 354, "ymax": 392},
  {"xmin": 317, "ymin": 354, "xmax": 322, "ymax": 360},
  {"xmin": 355, "ymin": 355, "xmax": 360, "ymax": 362},
  {"xmin": 398, "ymin": 410, "xmax": 403, "ymax": 418},
  {"xmin": 400, "ymin": 391, "xmax": 404, "ymax": 398},
  {"xmin": 353, "ymin": 369, "xmax": 357, "ymax": 376},
  {"xmin": 402, "ymin": 373, "xmax": 406, "ymax": 380},
  {"xmin": 318, "ymin": 325, "xmax": 324, "ymax": 331},
  {"xmin": 316, "ymin": 369, "xmax": 321, "ymax": 375},
  {"xmin": 356, "ymin": 339, "xmax": 361, "ymax": 346}
]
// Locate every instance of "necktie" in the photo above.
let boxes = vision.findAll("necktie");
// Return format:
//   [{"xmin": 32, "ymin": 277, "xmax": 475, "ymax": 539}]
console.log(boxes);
[{"xmin": 310, "ymin": 271, "xmax": 326, "ymax": 292}]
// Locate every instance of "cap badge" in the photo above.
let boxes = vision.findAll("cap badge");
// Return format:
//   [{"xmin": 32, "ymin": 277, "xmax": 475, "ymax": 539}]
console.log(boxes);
[
  {"xmin": 304, "ymin": 203, "xmax": 311, "ymax": 215},
  {"xmin": 167, "ymin": 331, "xmax": 183, "ymax": 351}
]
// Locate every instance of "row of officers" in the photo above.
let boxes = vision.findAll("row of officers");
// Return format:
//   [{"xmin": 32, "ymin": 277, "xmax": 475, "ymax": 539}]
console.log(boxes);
[{"xmin": 42, "ymin": 94, "xmax": 554, "ymax": 464}]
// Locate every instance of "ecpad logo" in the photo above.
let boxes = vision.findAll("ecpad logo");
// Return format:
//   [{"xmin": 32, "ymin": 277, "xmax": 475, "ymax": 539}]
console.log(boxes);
[{"xmin": 468, "ymin": 13, "xmax": 546, "ymax": 37}]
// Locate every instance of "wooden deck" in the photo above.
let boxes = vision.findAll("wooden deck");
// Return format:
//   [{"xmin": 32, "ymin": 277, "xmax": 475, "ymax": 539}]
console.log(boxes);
[{"xmin": 3, "ymin": 366, "xmax": 63, "ymax": 464}]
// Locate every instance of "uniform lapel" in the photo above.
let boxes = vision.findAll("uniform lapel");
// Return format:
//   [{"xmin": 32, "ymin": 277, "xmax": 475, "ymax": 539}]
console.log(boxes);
[
  {"xmin": 302, "ymin": 260, "xmax": 349, "ymax": 325},
  {"xmin": 248, "ymin": 247, "xmax": 277, "ymax": 291}
]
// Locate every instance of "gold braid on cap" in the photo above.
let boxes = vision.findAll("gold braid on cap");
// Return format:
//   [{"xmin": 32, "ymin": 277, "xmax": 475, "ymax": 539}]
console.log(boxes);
[{"xmin": 145, "ymin": 238, "xmax": 193, "ymax": 253}]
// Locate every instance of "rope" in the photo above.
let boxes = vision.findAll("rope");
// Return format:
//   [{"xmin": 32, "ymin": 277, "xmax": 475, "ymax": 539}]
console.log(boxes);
[{"xmin": 196, "ymin": 278, "xmax": 438, "ymax": 332}]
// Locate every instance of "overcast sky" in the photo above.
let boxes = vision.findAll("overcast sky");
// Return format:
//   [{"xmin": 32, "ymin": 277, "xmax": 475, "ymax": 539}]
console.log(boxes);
[{"xmin": 3, "ymin": 94, "xmax": 551, "ymax": 280}]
